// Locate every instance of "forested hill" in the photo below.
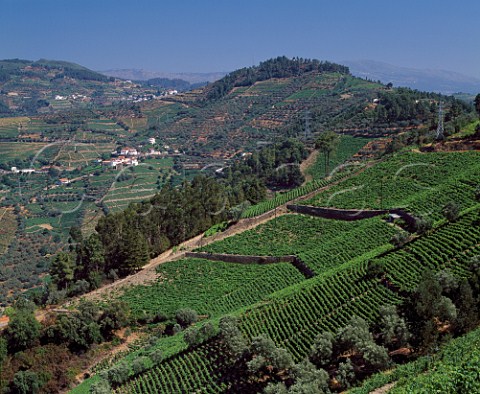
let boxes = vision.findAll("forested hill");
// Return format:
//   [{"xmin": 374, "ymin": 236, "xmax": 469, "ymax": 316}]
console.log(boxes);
[
  {"xmin": 203, "ymin": 56, "xmax": 350, "ymax": 100},
  {"xmin": 156, "ymin": 56, "xmax": 473, "ymax": 157}
]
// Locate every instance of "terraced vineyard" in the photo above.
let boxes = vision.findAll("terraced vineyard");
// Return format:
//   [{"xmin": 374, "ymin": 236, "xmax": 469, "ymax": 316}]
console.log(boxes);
[
  {"xmin": 200, "ymin": 214, "xmax": 397, "ymax": 274},
  {"xmin": 306, "ymin": 151, "xmax": 480, "ymax": 221},
  {"xmin": 237, "ymin": 260, "xmax": 402, "ymax": 362},
  {"xmin": 115, "ymin": 340, "xmax": 231, "ymax": 394},
  {"xmin": 351, "ymin": 325, "xmax": 480, "ymax": 394},
  {"xmin": 378, "ymin": 207, "xmax": 480, "ymax": 291},
  {"xmin": 110, "ymin": 258, "xmax": 402, "ymax": 393},
  {"xmin": 305, "ymin": 135, "xmax": 370, "ymax": 181},
  {"xmin": 119, "ymin": 258, "xmax": 305, "ymax": 320},
  {"xmin": 108, "ymin": 204, "xmax": 480, "ymax": 394},
  {"xmin": 240, "ymin": 172, "xmax": 347, "ymax": 219},
  {"xmin": 389, "ymin": 326, "xmax": 480, "ymax": 393}
]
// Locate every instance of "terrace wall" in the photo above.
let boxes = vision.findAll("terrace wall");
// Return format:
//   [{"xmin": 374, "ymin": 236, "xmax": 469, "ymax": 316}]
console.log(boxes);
[
  {"xmin": 185, "ymin": 252, "xmax": 315, "ymax": 278},
  {"xmin": 286, "ymin": 204, "xmax": 416, "ymax": 228}
]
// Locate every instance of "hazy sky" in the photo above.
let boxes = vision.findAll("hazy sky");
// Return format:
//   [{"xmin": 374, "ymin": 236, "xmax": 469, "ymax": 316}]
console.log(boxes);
[{"xmin": 2, "ymin": 0, "xmax": 479, "ymax": 77}]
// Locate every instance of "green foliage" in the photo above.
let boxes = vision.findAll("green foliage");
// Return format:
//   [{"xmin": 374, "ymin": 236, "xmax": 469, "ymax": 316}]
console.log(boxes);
[
  {"xmin": 205, "ymin": 56, "xmax": 349, "ymax": 100},
  {"xmin": 75, "ymin": 233, "xmax": 105, "ymax": 281},
  {"xmin": 121, "ymin": 258, "xmax": 303, "ymax": 320},
  {"xmin": 315, "ymin": 131, "xmax": 340, "ymax": 176},
  {"xmin": 11, "ymin": 370, "xmax": 40, "ymax": 394},
  {"xmin": 104, "ymin": 361, "xmax": 130, "ymax": 386},
  {"xmin": 4, "ymin": 302, "xmax": 41, "ymax": 352},
  {"xmin": 306, "ymin": 151, "xmax": 480, "ymax": 223},
  {"xmin": 219, "ymin": 315, "xmax": 247, "ymax": 359},
  {"xmin": 362, "ymin": 341, "xmax": 390, "ymax": 370},
  {"xmin": 241, "ymin": 173, "xmax": 345, "ymax": 219},
  {"xmin": 336, "ymin": 315, "xmax": 373, "ymax": 351},
  {"xmin": 390, "ymin": 231, "xmax": 410, "ymax": 248},
  {"xmin": 96, "ymin": 175, "xmax": 229, "ymax": 276},
  {"xmin": 454, "ymin": 280, "xmax": 478, "ymax": 334},
  {"xmin": 290, "ymin": 359, "xmax": 330, "ymax": 393},
  {"xmin": 336, "ymin": 358, "xmax": 355, "ymax": 389},
  {"xmin": 264, "ymin": 382, "xmax": 289, "ymax": 394},
  {"xmin": 118, "ymin": 227, "xmax": 150, "ymax": 275},
  {"xmin": 148, "ymin": 349, "xmax": 164, "ymax": 365},
  {"xmin": 378, "ymin": 305, "xmax": 410, "ymax": 347},
  {"xmin": 248, "ymin": 334, "xmax": 294, "ymax": 373},
  {"xmin": 175, "ymin": 308, "xmax": 198, "ymax": 328},
  {"xmin": 475, "ymin": 94, "xmax": 480, "ymax": 116},
  {"xmin": 99, "ymin": 301, "xmax": 130, "ymax": 339},
  {"xmin": 306, "ymin": 135, "xmax": 369, "ymax": 181},
  {"xmin": 386, "ymin": 327, "xmax": 480, "ymax": 393},
  {"xmin": 50, "ymin": 252, "xmax": 75, "ymax": 290},
  {"xmin": 131, "ymin": 356, "xmax": 150, "ymax": 376},
  {"xmin": 0, "ymin": 337, "xmax": 7, "ymax": 366},
  {"xmin": 201, "ymin": 215, "xmax": 396, "ymax": 275},
  {"xmin": 336, "ymin": 316, "xmax": 390, "ymax": 371},
  {"xmin": 89, "ymin": 378, "xmax": 111, "ymax": 394},
  {"xmin": 183, "ymin": 322, "xmax": 215, "ymax": 347},
  {"xmin": 443, "ymin": 201, "xmax": 460, "ymax": 222},
  {"xmin": 310, "ymin": 331, "xmax": 334, "ymax": 367}
]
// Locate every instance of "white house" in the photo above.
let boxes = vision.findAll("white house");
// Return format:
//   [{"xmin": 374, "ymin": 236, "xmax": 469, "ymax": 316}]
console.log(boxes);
[
  {"xmin": 148, "ymin": 137, "xmax": 156, "ymax": 145},
  {"xmin": 120, "ymin": 147, "xmax": 138, "ymax": 156}
]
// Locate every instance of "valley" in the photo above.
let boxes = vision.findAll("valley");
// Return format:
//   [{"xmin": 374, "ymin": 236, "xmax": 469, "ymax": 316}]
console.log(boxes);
[{"xmin": 0, "ymin": 56, "xmax": 479, "ymax": 394}]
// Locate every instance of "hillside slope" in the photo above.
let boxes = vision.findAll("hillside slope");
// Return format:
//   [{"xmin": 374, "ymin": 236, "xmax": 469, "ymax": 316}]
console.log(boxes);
[{"xmin": 0, "ymin": 59, "xmax": 156, "ymax": 115}]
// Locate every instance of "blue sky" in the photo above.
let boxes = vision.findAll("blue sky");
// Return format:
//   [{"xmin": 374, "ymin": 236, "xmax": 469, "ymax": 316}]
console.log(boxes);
[{"xmin": 1, "ymin": 0, "xmax": 479, "ymax": 77}]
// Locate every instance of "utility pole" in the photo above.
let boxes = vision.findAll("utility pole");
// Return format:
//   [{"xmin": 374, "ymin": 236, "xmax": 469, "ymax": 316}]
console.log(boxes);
[{"xmin": 435, "ymin": 101, "xmax": 444, "ymax": 140}]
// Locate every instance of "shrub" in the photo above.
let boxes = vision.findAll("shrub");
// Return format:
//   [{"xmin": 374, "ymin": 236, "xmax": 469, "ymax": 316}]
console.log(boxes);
[{"xmin": 175, "ymin": 308, "xmax": 198, "ymax": 327}]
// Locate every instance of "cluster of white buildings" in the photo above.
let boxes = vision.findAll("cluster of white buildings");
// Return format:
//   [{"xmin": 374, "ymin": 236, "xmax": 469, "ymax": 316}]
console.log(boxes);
[
  {"xmin": 10, "ymin": 167, "xmax": 35, "ymax": 174},
  {"xmin": 54, "ymin": 94, "xmax": 88, "ymax": 101},
  {"xmin": 100, "ymin": 146, "xmax": 139, "ymax": 168}
]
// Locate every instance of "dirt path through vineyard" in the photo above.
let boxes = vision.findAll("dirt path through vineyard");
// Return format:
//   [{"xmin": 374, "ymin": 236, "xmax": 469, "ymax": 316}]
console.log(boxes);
[{"xmin": 75, "ymin": 161, "xmax": 375, "ymax": 304}]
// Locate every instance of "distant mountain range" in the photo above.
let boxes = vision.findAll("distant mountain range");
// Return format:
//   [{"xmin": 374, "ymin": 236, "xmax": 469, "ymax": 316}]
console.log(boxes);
[
  {"xmin": 343, "ymin": 60, "xmax": 480, "ymax": 95},
  {"xmin": 99, "ymin": 69, "xmax": 227, "ymax": 84}
]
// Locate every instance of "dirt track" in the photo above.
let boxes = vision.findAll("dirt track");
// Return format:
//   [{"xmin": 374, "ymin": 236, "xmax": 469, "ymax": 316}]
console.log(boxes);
[{"xmin": 74, "ymin": 162, "xmax": 374, "ymax": 304}]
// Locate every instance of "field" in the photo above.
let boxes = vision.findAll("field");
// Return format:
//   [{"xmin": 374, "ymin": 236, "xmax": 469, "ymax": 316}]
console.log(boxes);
[
  {"xmin": 103, "ymin": 194, "xmax": 480, "ymax": 394},
  {"xmin": 119, "ymin": 257, "xmax": 305, "ymax": 320},
  {"xmin": 45, "ymin": 142, "xmax": 115, "ymax": 167},
  {"xmin": 304, "ymin": 135, "xmax": 370, "ymax": 181},
  {"xmin": 0, "ymin": 116, "xmax": 31, "ymax": 138},
  {"xmin": 451, "ymin": 119, "xmax": 480, "ymax": 138},
  {"xmin": 388, "ymin": 326, "xmax": 480, "ymax": 393},
  {"xmin": 102, "ymin": 158, "xmax": 174, "ymax": 212},
  {"xmin": 0, "ymin": 142, "xmax": 48, "ymax": 161},
  {"xmin": 200, "ymin": 214, "xmax": 397, "ymax": 274},
  {"xmin": 240, "ymin": 171, "xmax": 346, "ymax": 219},
  {"xmin": 1, "ymin": 62, "xmax": 478, "ymax": 393},
  {"xmin": 306, "ymin": 150, "xmax": 480, "ymax": 221}
]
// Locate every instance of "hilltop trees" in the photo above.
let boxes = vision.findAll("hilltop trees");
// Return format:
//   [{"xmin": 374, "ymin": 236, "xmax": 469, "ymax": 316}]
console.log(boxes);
[{"xmin": 206, "ymin": 57, "xmax": 349, "ymax": 100}]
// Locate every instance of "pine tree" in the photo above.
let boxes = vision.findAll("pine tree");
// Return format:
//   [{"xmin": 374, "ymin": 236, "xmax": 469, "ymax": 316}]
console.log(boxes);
[{"xmin": 50, "ymin": 252, "xmax": 75, "ymax": 290}]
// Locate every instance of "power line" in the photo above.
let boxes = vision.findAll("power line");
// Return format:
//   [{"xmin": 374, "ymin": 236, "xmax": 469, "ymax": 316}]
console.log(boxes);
[{"xmin": 435, "ymin": 101, "xmax": 444, "ymax": 140}]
